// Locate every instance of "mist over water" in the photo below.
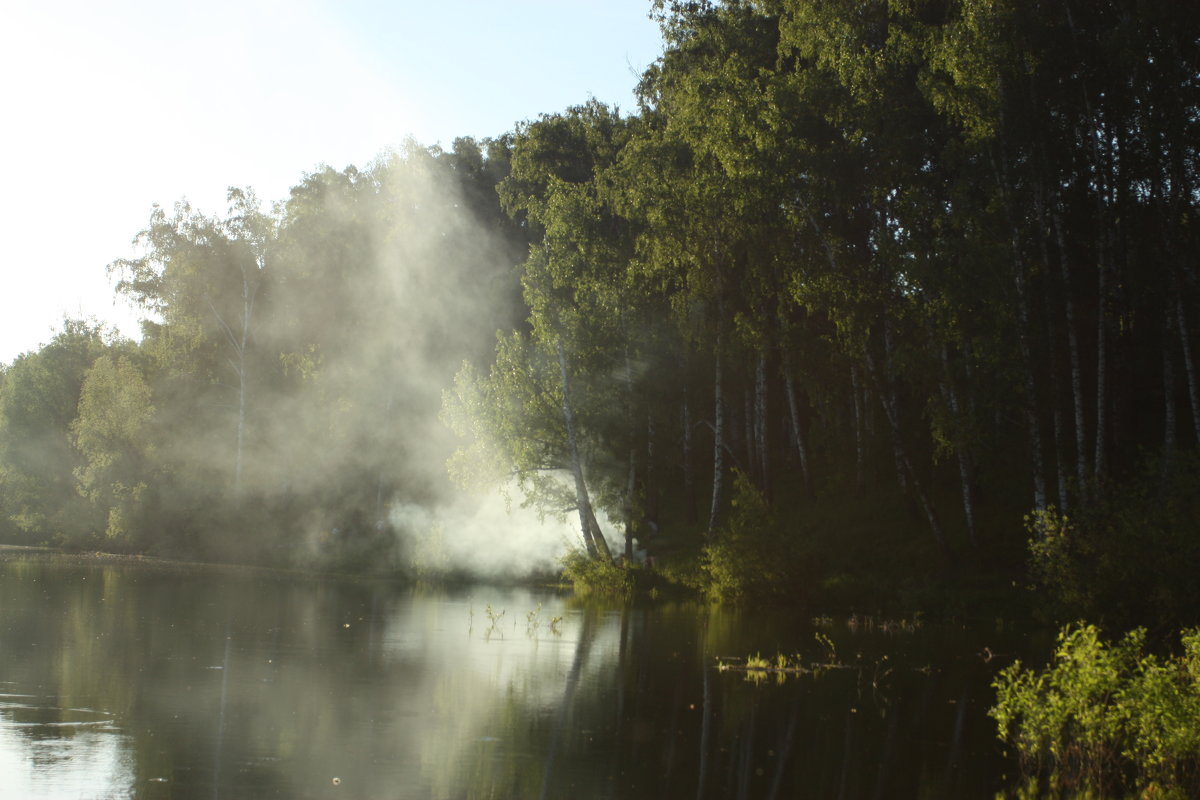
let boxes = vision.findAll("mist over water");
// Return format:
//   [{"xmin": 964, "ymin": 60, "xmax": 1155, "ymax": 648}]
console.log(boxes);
[
  {"xmin": 0, "ymin": 556, "xmax": 1019, "ymax": 799},
  {"xmin": 241, "ymin": 142, "xmax": 594, "ymax": 576},
  {"xmin": 0, "ymin": 136, "xmax": 598, "ymax": 574},
  {"xmin": 388, "ymin": 484, "xmax": 610, "ymax": 579}
]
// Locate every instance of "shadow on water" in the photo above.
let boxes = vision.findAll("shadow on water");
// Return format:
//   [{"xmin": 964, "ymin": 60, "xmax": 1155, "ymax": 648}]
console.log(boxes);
[
  {"xmin": 539, "ymin": 607, "xmax": 596, "ymax": 800},
  {"xmin": 0, "ymin": 556, "xmax": 1044, "ymax": 798}
]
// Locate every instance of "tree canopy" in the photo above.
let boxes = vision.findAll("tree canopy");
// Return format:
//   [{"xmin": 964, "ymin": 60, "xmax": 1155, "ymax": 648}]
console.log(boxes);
[{"xmin": 1, "ymin": 1, "xmax": 1197, "ymax": 612}]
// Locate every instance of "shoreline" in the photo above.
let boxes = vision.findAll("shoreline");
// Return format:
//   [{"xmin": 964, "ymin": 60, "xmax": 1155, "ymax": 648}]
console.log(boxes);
[
  {"xmin": 0, "ymin": 543, "xmax": 569, "ymax": 591},
  {"xmin": 0, "ymin": 544, "xmax": 369, "ymax": 581}
]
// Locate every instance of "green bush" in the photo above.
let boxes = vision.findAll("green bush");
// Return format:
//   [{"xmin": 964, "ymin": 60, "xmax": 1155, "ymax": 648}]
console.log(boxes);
[
  {"xmin": 1026, "ymin": 455, "xmax": 1200, "ymax": 628},
  {"xmin": 559, "ymin": 548, "xmax": 636, "ymax": 595},
  {"xmin": 991, "ymin": 623, "xmax": 1200, "ymax": 798},
  {"xmin": 699, "ymin": 470, "xmax": 813, "ymax": 602}
]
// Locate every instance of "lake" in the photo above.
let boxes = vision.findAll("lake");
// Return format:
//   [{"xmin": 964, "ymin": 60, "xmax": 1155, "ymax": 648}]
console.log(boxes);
[{"xmin": 0, "ymin": 554, "xmax": 1036, "ymax": 798}]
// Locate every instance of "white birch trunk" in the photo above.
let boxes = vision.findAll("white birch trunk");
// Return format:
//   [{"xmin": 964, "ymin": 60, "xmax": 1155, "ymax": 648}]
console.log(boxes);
[
  {"xmin": 208, "ymin": 256, "xmax": 259, "ymax": 499},
  {"xmin": 754, "ymin": 350, "xmax": 769, "ymax": 496},
  {"xmin": 557, "ymin": 339, "xmax": 611, "ymax": 562},
  {"xmin": 707, "ymin": 336, "xmax": 725, "ymax": 537},
  {"xmin": 1174, "ymin": 290, "xmax": 1200, "ymax": 446},
  {"xmin": 1053, "ymin": 210, "xmax": 1089, "ymax": 502},
  {"xmin": 783, "ymin": 369, "xmax": 812, "ymax": 496}
]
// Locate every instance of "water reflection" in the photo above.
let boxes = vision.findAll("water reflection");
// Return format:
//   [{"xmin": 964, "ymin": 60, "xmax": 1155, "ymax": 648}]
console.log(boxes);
[{"xmin": 0, "ymin": 556, "xmax": 1022, "ymax": 798}]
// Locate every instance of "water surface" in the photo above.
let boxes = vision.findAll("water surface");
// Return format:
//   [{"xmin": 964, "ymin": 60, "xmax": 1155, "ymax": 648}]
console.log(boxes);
[{"xmin": 0, "ymin": 555, "xmax": 1030, "ymax": 798}]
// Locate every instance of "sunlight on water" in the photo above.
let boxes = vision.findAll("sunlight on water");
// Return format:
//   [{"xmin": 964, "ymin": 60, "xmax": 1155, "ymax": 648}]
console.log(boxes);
[
  {"xmin": 0, "ymin": 557, "xmax": 1018, "ymax": 798},
  {"xmin": 0, "ymin": 711, "xmax": 131, "ymax": 799}
]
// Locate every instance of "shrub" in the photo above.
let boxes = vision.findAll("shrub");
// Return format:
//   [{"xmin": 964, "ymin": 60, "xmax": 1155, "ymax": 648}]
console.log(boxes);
[
  {"xmin": 1026, "ymin": 454, "xmax": 1200, "ymax": 628},
  {"xmin": 991, "ymin": 623, "xmax": 1200, "ymax": 797},
  {"xmin": 559, "ymin": 548, "xmax": 636, "ymax": 595},
  {"xmin": 699, "ymin": 470, "xmax": 813, "ymax": 602}
]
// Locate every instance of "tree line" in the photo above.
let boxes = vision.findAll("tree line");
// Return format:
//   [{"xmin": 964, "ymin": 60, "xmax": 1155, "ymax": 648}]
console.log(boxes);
[
  {"xmin": 0, "ymin": 142, "xmax": 526, "ymax": 562},
  {"xmin": 446, "ymin": 0, "xmax": 1200, "ymax": 608},
  {"xmin": 1, "ymin": 1, "xmax": 1197, "ymax": 607}
]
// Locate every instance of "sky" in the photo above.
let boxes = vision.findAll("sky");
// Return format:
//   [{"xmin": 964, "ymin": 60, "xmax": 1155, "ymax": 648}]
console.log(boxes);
[{"xmin": 0, "ymin": 0, "xmax": 665, "ymax": 364}]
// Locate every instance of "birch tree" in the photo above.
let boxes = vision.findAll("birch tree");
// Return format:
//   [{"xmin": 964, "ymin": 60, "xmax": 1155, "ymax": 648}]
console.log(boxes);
[{"xmin": 109, "ymin": 190, "xmax": 271, "ymax": 497}]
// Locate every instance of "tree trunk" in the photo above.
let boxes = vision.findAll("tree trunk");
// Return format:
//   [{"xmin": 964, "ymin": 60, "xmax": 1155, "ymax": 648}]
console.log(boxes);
[
  {"xmin": 1068, "ymin": 5, "xmax": 1115, "ymax": 486},
  {"xmin": 1033, "ymin": 190, "xmax": 1067, "ymax": 512},
  {"xmin": 1010, "ymin": 228, "xmax": 1049, "ymax": 511},
  {"xmin": 754, "ymin": 350, "xmax": 769, "ymax": 499},
  {"xmin": 707, "ymin": 335, "xmax": 725, "ymax": 537},
  {"xmin": 622, "ymin": 335, "xmax": 638, "ymax": 560},
  {"xmin": 1040, "ymin": 268, "xmax": 1069, "ymax": 512},
  {"xmin": 234, "ymin": 362, "xmax": 246, "ymax": 496},
  {"xmin": 850, "ymin": 364, "xmax": 866, "ymax": 494},
  {"xmin": 1048, "ymin": 373, "xmax": 1069, "ymax": 514},
  {"xmin": 1093, "ymin": 235, "xmax": 1109, "ymax": 483},
  {"xmin": 557, "ymin": 339, "xmax": 611, "ymax": 562},
  {"xmin": 208, "ymin": 260, "xmax": 258, "ymax": 499},
  {"xmin": 683, "ymin": 382, "xmax": 696, "ymax": 524},
  {"xmin": 939, "ymin": 344, "xmax": 977, "ymax": 545},
  {"xmin": 1163, "ymin": 311, "xmax": 1177, "ymax": 471},
  {"xmin": 1052, "ymin": 210, "xmax": 1089, "ymax": 502},
  {"xmin": 743, "ymin": 387, "xmax": 754, "ymax": 484},
  {"xmin": 1175, "ymin": 287, "xmax": 1200, "ymax": 446},
  {"xmin": 624, "ymin": 448, "xmax": 637, "ymax": 560},
  {"xmin": 783, "ymin": 366, "xmax": 813, "ymax": 496},
  {"xmin": 645, "ymin": 414, "xmax": 659, "ymax": 537},
  {"xmin": 869, "ymin": 325, "xmax": 950, "ymax": 556}
]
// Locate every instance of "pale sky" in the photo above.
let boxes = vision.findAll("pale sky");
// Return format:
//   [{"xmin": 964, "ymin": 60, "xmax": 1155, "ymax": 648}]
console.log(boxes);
[{"xmin": 0, "ymin": 0, "xmax": 664, "ymax": 364}]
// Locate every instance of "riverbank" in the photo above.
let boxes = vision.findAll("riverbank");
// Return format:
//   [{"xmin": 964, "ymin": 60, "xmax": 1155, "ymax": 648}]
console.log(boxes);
[{"xmin": 0, "ymin": 543, "xmax": 375, "ymax": 582}]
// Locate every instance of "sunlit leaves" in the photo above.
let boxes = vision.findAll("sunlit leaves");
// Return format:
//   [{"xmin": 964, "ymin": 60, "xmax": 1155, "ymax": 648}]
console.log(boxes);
[{"xmin": 71, "ymin": 354, "xmax": 155, "ymax": 543}]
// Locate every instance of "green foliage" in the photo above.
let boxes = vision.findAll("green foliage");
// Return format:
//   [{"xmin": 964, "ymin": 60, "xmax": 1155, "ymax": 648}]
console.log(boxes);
[
  {"xmin": 991, "ymin": 624, "xmax": 1200, "ymax": 797},
  {"xmin": 4, "ymin": 0, "xmax": 1200, "ymax": 613},
  {"xmin": 0, "ymin": 321, "xmax": 112, "ymax": 545},
  {"xmin": 722, "ymin": 651, "xmax": 807, "ymax": 685},
  {"xmin": 699, "ymin": 470, "xmax": 813, "ymax": 602},
  {"xmin": 405, "ymin": 521, "xmax": 451, "ymax": 580},
  {"xmin": 71, "ymin": 354, "xmax": 156, "ymax": 547},
  {"xmin": 559, "ymin": 548, "xmax": 636, "ymax": 596},
  {"xmin": 443, "ymin": 332, "xmax": 570, "ymax": 508},
  {"xmin": 1026, "ymin": 456, "xmax": 1200, "ymax": 628}
]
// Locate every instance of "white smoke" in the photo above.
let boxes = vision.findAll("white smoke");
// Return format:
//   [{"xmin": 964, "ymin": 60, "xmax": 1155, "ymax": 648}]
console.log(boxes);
[{"xmin": 389, "ymin": 479, "xmax": 619, "ymax": 579}]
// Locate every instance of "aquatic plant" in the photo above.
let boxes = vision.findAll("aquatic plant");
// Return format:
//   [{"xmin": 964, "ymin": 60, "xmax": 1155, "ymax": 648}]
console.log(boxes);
[
  {"xmin": 525, "ymin": 604, "xmax": 559, "ymax": 637},
  {"xmin": 482, "ymin": 604, "xmax": 506, "ymax": 640},
  {"xmin": 813, "ymin": 631, "xmax": 838, "ymax": 665},
  {"xmin": 559, "ymin": 548, "xmax": 635, "ymax": 595},
  {"xmin": 990, "ymin": 624, "xmax": 1200, "ymax": 797},
  {"xmin": 845, "ymin": 612, "xmax": 924, "ymax": 634},
  {"xmin": 719, "ymin": 652, "xmax": 806, "ymax": 685}
]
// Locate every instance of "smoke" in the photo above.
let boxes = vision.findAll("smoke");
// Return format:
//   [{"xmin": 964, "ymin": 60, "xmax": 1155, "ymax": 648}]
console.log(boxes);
[
  {"xmin": 224, "ymin": 138, "xmax": 601, "ymax": 577},
  {"xmin": 388, "ymin": 477, "xmax": 620, "ymax": 580},
  {"xmin": 4, "ymin": 132, "xmax": 615, "ymax": 577},
  {"xmin": 390, "ymin": 492, "xmax": 571, "ymax": 579}
]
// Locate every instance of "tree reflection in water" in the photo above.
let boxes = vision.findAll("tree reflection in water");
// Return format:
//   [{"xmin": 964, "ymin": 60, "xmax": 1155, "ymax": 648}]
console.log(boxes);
[{"xmin": 0, "ymin": 556, "xmax": 1025, "ymax": 799}]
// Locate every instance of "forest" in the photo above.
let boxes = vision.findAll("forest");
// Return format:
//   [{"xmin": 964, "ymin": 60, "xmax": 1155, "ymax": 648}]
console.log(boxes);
[{"xmin": 1, "ymin": 0, "xmax": 1198, "ymax": 625}]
